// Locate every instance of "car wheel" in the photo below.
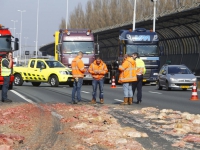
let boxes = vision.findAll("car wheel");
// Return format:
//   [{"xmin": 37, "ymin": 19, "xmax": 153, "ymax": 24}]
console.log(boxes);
[
  {"xmin": 32, "ymin": 82, "xmax": 41, "ymax": 86},
  {"xmin": 156, "ymin": 81, "xmax": 162, "ymax": 90},
  {"xmin": 49, "ymin": 75, "xmax": 59, "ymax": 87},
  {"xmin": 14, "ymin": 74, "xmax": 24, "ymax": 86},
  {"xmin": 166, "ymin": 82, "xmax": 171, "ymax": 91}
]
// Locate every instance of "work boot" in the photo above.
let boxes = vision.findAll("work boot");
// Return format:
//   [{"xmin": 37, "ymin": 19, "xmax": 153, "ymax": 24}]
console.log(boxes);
[
  {"xmin": 90, "ymin": 99, "xmax": 96, "ymax": 104},
  {"xmin": 120, "ymin": 97, "xmax": 128, "ymax": 105},
  {"xmin": 100, "ymin": 99, "xmax": 104, "ymax": 104},
  {"xmin": 128, "ymin": 97, "xmax": 133, "ymax": 105},
  {"xmin": 2, "ymin": 99, "xmax": 12, "ymax": 103}
]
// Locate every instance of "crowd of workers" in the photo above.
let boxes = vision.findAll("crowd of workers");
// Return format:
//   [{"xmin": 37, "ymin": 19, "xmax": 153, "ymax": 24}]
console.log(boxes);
[{"xmin": 71, "ymin": 51, "xmax": 146, "ymax": 105}]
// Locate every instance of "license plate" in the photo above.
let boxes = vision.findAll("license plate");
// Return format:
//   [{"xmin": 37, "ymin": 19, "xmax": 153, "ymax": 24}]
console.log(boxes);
[
  {"xmin": 143, "ymin": 79, "xmax": 147, "ymax": 82},
  {"xmin": 180, "ymin": 86, "xmax": 189, "ymax": 88}
]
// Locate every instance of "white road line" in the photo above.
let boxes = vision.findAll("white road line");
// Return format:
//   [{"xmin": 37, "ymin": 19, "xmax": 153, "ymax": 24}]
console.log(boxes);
[
  {"xmin": 149, "ymin": 91, "xmax": 162, "ymax": 94},
  {"xmin": 82, "ymin": 91, "xmax": 90, "ymax": 93},
  {"xmin": 10, "ymin": 90, "xmax": 64, "ymax": 119},
  {"xmin": 114, "ymin": 99, "xmax": 123, "ymax": 102}
]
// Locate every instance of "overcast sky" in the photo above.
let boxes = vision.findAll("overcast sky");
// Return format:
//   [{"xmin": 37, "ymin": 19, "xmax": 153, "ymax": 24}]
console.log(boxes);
[{"xmin": 0, "ymin": 0, "xmax": 90, "ymax": 54}]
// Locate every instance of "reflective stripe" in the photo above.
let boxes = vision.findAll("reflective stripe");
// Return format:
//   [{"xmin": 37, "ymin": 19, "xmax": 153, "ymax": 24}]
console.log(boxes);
[{"xmin": 1, "ymin": 58, "xmax": 11, "ymax": 76}]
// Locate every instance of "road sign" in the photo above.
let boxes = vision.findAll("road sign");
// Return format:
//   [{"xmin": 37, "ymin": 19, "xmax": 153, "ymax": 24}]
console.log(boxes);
[
  {"xmin": 34, "ymin": 51, "xmax": 38, "ymax": 55},
  {"xmin": 25, "ymin": 51, "xmax": 29, "ymax": 55}
]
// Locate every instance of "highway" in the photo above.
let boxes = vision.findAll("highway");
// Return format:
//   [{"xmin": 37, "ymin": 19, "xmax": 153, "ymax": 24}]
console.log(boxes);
[{"xmin": 6, "ymin": 83, "xmax": 200, "ymax": 114}]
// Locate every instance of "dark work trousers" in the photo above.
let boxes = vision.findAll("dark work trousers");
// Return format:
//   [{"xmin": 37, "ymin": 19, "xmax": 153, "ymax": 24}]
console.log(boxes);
[
  {"xmin": 132, "ymin": 75, "xmax": 143, "ymax": 102},
  {"xmin": 2, "ymin": 76, "xmax": 10, "ymax": 100}
]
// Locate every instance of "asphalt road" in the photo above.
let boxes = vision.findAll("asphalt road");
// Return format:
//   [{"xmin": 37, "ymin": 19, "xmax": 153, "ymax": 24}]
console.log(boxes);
[
  {"xmin": 2, "ymin": 83, "xmax": 200, "ymax": 150},
  {"xmin": 5, "ymin": 83, "xmax": 200, "ymax": 114}
]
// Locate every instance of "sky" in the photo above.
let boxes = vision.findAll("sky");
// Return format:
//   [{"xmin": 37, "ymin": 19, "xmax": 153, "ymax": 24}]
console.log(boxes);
[{"xmin": 0, "ymin": 0, "xmax": 90, "ymax": 55}]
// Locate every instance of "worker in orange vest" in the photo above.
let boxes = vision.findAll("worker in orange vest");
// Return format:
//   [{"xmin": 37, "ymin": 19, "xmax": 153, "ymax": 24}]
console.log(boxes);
[
  {"xmin": 71, "ymin": 51, "xmax": 87, "ymax": 104},
  {"xmin": 118, "ymin": 54, "xmax": 137, "ymax": 105},
  {"xmin": 88, "ymin": 57, "xmax": 108, "ymax": 104}
]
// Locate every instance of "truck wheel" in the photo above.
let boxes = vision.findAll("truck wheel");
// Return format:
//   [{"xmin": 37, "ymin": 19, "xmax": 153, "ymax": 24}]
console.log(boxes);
[
  {"xmin": 49, "ymin": 75, "xmax": 59, "ymax": 87},
  {"xmin": 14, "ymin": 74, "xmax": 24, "ymax": 86},
  {"xmin": 32, "ymin": 82, "xmax": 41, "ymax": 87}
]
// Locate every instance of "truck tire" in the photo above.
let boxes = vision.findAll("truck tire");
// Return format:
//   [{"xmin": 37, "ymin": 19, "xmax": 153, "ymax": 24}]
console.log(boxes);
[
  {"xmin": 14, "ymin": 74, "xmax": 24, "ymax": 86},
  {"xmin": 49, "ymin": 75, "xmax": 59, "ymax": 87},
  {"xmin": 32, "ymin": 82, "xmax": 41, "ymax": 87}
]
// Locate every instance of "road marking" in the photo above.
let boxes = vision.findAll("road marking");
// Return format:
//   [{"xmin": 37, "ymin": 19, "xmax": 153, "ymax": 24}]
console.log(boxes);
[
  {"xmin": 11, "ymin": 90, "xmax": 37, "ymax": 105},
  {"xmin": 114, "ymin": 99, "xmax": 123, "ymax": 102},
  {"xmin": 149, "ymin": 91, "xmax": 162, "ymax": 94},
  {"xmin": 10, "ymin": 90, "xmax": 64, "ymax": 119},
  {"xmin": 82, "ymin": 91, "xmax": 90, "ymax": 93}
]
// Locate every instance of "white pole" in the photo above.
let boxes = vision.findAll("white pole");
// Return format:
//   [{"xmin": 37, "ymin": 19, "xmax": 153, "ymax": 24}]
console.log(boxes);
[
  {"xmin": 133, "ymin": 0, "xmax": 137, "ymax": 30},
  {"xmin": 66, "ymin": 0, "xmax": 68, "ymax": 29},
  {"xmin": 153, "ymin": 0, "xmax": 157, "ymax": 32},
  {"xmin": 11, "ymin": 20, "xmax": 18, "ymax": 57},
  {"xmin": 24, "ymin": 37, "xmax": 28, "ymax": 65},
  {"xmin": 35, "ymin": 0, "xmax": 40, "ymax": 59},
  {"xmin": 18, "ymin": 10, "xmax": 26, "ymax": 64}
]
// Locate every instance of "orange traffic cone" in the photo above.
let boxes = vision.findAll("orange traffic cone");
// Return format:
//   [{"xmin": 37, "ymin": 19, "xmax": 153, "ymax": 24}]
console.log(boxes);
[
  {"xmin": 190, "ymin": 82, "xmax": 199, "ymax": 101},
  {"xmin": 111, "ymin": 76, "xmax": 116, "ymax": 88}
]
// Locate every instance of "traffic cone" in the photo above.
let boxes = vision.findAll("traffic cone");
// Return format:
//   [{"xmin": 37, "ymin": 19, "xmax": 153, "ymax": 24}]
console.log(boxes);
[
  {"xmin": 111, "ymin": 76, "xmax": 116, "ymax": 88},
  {"xmin": 190, "ymin": 82, "xmax": 199, "ymax": 101}
]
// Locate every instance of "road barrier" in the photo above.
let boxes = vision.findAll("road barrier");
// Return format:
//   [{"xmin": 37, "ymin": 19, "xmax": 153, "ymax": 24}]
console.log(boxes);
[
  {"xmin": 190, "ymin": 82, "xmax": 199, "ymax": 101},
  {"xmin": 111, "ymin": 76, "xmax": 116, "ymax": 88}
]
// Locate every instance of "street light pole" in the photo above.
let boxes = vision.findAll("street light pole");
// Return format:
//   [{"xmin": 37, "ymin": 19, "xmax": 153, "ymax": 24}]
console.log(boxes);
[
  {"xmin": 24, "ymin": 37, "xmax": 28, "ymax": 65},
  {"xmin": 11, "ymin": 20, "xmax": 18, "ymax": 57},
  {"xmin": 35, "ymin": 0, "xmax": 40, "ymax": 59},
  {"xmin": 66, "ymin": 0, "xmax": 68, "ymax": 29},
  {"xmin": 18, "ymin": 10, "xmax": 26, "ymax": 63},
  {"xmin": 133, "ymin": 0, "xmax": 137, "ymax": 30}
]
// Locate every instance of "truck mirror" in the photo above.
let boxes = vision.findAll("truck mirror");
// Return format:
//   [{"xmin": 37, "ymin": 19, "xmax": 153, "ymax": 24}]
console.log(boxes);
[
  {"xmin": 95, "ymin": 43, "xmax": 99, "ymax": 54},
  {"xmin": 14, "ymin": 39, "xmax": 19, "ymax": 50}
]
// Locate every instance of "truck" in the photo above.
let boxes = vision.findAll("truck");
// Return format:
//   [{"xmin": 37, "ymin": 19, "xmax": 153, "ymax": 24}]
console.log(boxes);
[
  {"xmin": 100, "ymin": 28, "xmax": 160, "ymax": 85},
  {"xmin": 13, "ymin": 58, "xmax": 74, "ymax": 87},
  {"xmin": 0, "ymin": 24, "xmax": 19, "ymax": 89},
  {"xmin": 54, "ymin": 29, "xmax": 97, "ymax": 84}
]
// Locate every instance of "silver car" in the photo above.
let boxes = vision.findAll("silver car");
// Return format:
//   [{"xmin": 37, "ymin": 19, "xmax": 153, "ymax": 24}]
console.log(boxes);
[{"xmin": 156, "ymin": 64, "xmax": 197, "ymax": 91}]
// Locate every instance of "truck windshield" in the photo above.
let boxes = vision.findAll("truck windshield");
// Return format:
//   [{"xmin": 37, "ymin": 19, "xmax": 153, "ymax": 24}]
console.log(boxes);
[
  {"xmin": 126, "ymin": 45, "xmax": 158, "ymax": 56},
  {"xmin": 61, "ymin": 41, "xmax": 94, "ymax": 54},
  {"xmin": 45, "ymin": 61, "xmax": 65, "ymax": 68},
  {"xmin": 0, "ymin": 37, "xmax": 11, "ymax": 51}
]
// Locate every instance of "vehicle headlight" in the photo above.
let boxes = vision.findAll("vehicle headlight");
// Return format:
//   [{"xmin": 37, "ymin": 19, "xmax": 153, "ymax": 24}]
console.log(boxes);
[
  {"xmin": 191, "ymin": 78, "xmax": 197, "ymax": 81},
  {"xmin": 170, "ymin": 78, "xmax": 178, "ymax": 82},
  {"xmin": 59, "ymin": 71, "xmax": 67, "ymax": 75}
]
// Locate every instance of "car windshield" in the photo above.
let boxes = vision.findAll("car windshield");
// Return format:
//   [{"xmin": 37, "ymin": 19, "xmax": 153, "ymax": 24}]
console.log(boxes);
[
  {"xmin": 168, "ymin": 66, "xmax": 192, "ymax": 74},
  {"xmin": 61, "ymin": 41, "xmax": 94, "ymax": 54},
  {"xmin": 126, "ymin": 45, "xmax": 158, "ymax": 56},
  {"xmin": 45, "ymin": 61, "xmax": 65, "ymax": 68}
]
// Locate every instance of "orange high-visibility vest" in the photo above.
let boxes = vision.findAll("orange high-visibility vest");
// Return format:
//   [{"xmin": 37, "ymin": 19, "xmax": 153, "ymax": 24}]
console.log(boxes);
[
  {"xmin": 71, "ymin": 56, "xmax": 86, "ymax": 78},
  {"xmin": 118, "ymin": 57, "xmax": 137, "ymax": 83},
  {"xmin": 88, "ymin": 60, "xmax": 108, "ymax": 80}
]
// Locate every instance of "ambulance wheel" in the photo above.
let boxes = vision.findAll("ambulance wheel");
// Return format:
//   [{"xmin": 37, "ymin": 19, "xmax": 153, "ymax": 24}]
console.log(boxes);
[
  {"xmin": 32, "ymin": 82, "xmax": 41, "ymax": 86},
  {"xmin": 49, "ymin": 75, "xmax": 59, "ymax": 87},
  {"xmin": 14, "ymin": 74, "xmax": 24, "ymax": 86}
]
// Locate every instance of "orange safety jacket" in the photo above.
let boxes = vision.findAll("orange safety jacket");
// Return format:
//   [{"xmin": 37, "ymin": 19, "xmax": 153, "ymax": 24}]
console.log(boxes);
[
  {"xmin": 88, "ymin": 60, "xmax": 108, "ymax": 80},
  {"xmin": 71, "ymin": 56, "xmax": 86, "ymax": 78},
  {"xmin": 118, "ymin": 57, "xmax": 137, "ymax": 83}
]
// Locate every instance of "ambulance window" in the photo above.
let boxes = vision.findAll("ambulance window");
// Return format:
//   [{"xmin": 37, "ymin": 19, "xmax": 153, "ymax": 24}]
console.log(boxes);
[{"xmin": 30, "ymin": 60, "xmax": 35, "ymax": 68}]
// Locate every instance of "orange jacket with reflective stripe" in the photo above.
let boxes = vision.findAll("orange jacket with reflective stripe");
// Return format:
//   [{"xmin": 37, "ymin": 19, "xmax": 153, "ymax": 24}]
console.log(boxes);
[
  {"xmin": 118, "ymin": 57, "xmax": 137, "ymax": 83},
  {"xmin": 88, "ymin": 60, "xmax": 108, "ymax": 80},
  {"xmin": 71, "ymin": 56, "xmax": 86, "ymax": 78}
]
